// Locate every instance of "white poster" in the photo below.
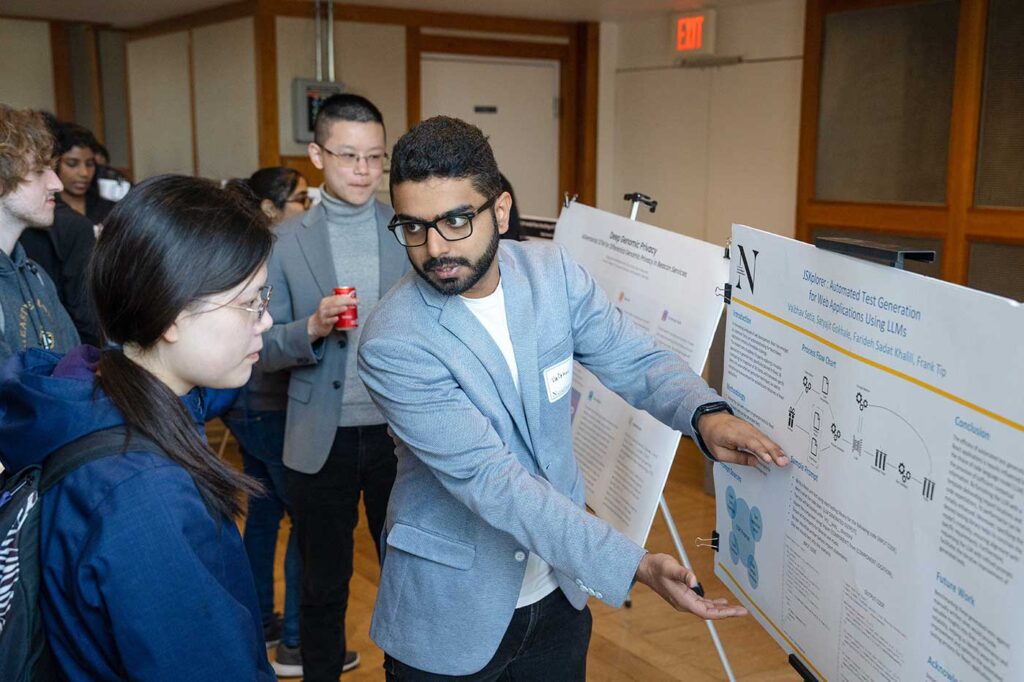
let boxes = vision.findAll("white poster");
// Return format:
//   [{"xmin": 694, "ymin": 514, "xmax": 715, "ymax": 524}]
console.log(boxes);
[
  {"xmin": 716, "ymin": 224, "xmax": 1024, "ymax": 681},
  {"xmin": 554, "ymin": 202, "xmax": 729, "ymax": 545}
]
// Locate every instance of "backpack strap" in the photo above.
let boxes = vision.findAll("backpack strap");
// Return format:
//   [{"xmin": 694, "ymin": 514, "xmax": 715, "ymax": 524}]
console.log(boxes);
[{"xmin": 40, "ymin": 426, "xmax": 163, "ymax": 493}]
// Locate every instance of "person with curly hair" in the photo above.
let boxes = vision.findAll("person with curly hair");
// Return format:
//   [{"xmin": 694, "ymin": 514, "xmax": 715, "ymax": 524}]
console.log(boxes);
[
  {"xmin": 18, "ymin": 117, "xmax": 103, "ymax": 346},
  {"xmin": 0, "ymin": 105, "xmax": 79, "ymax": 365}
]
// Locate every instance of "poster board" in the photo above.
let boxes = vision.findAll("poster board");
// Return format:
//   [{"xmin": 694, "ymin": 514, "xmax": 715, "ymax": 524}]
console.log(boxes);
[
  {"xmin": 554, "ymin": 202, "xmax": 728, "ymax": 544},
  {"xmin": 716, "ymin": 224, "xmax": 1024, "ymax": 681}
]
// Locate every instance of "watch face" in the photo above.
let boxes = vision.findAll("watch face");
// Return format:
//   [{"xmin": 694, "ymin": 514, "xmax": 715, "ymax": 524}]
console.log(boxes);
[{"xmin": 699, "ymin": 401, "xmax": 731, "ymax": 415}]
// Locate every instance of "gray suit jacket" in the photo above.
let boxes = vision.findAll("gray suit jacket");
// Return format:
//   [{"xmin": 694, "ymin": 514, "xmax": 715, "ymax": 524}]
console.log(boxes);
[
  {"xmin": 357, "ymin": 240, "xmax": 723, "ymax": 675},
  {"xmin": 261, "ymin": 200, "xmax": 408, "ymax": 474}
]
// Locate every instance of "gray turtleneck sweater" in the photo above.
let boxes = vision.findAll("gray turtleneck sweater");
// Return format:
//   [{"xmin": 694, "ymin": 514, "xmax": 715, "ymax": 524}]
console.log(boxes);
[{"xmin": 319, "ymin": 186, "xmax": 384, "ymax": 427}]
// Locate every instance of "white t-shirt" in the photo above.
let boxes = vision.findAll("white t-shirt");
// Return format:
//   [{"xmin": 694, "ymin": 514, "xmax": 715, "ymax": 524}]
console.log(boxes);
[{"xmin": 461, "ymin": 281, "xmax": 559, "ymax": 608}]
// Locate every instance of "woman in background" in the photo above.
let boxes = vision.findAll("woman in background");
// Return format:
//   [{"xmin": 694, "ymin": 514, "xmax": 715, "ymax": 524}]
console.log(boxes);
[
  {"xmin": 0, "ymin": 175, "xmax": 276, "ymax": 680},
  {"xmin": 247, "ymin": 166, "xmax": 311, "ymax": 223},
  {"xmin": 53, "ymin": 122, "xmax": 115, "ymax": 224},
  {"xmin": 223, "ymin": 166, "xmax": 310, "ymax": 678}
]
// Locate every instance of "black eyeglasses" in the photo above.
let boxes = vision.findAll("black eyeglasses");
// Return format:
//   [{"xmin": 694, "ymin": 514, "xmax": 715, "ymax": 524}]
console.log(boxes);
[{"xmin": 387, "ymin": 196, "xmax": 498, "ymax": 247}]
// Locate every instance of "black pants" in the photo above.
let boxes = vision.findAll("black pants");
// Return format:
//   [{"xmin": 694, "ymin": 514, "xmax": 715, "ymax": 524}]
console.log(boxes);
[
  {"xmin": 287, "ymin": 424, "xmax": 397, "ymax": 681},
  {"xmin": 383, "ymin": 590, "xmax": 592, "ymax": 681}
]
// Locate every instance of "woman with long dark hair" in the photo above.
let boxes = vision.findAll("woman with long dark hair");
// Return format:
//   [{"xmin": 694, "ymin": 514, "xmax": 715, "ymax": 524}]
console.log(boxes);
[
  {"xmin": 222, "ymin": 166, "xmax": 310, "ymax": 675},
  {"xmin": 53, "ymin": 121, "xmax": 115, "ymax": 224},
  {"xmin": 0, "ymin": 175, "xmax": 276, "ymax": 680},
  {"xmin": 246, "ymin": 166, "xmax": 311, "ymax": 224}
]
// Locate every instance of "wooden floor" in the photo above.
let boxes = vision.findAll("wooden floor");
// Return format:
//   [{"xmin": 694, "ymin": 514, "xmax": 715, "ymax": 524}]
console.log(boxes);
[{"xmin": 215, "ymin": 424, "xmax": 798, "ymax": 681}]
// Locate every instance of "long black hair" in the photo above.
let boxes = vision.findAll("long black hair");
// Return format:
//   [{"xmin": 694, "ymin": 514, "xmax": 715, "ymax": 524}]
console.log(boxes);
[
  {"xmin": 246, "ymin": 166, "xmax": 303, "ymax": 210},
  {"xmin": 89, "ymin": 174, "xmax": 273, "ymax": 519}
]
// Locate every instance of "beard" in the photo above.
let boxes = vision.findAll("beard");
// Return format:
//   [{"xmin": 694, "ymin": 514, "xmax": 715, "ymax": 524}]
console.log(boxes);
[
  {"xmin": 8, "ymin": 195, "xmax": 56, "ymax": 230},
  {"xmin": 412, "ymin": 225, "xmax": 501, "ymax": 297}
]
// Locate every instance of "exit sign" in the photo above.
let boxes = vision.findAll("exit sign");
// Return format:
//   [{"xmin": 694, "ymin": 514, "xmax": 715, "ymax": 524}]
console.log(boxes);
[{"xmin": 672, "ymin": 10, "xmax": 716, "ymax": 56}]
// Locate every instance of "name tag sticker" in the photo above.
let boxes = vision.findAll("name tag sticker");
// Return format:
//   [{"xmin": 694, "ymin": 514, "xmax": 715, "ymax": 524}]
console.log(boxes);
[{"xmin": 543, "ymin": 356, "xmax": 573, "ymax": 403}]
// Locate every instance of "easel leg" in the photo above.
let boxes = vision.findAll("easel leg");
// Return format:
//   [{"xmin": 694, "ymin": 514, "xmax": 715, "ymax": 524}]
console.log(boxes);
[
  {"xmin": 617, "ymin": 193, "xmax": 736, "ymax": 680},
  {"xmin": 659, "ymin": 495, "xmax": 737, "ymax": 682}
]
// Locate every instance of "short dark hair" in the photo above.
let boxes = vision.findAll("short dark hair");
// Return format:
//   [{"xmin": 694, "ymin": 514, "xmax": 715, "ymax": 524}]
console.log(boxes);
[
  {"xmin": 313, "ymin": 93, "xmax": 384, "ymax": 145},
  {"xmin": 55, "ymin": 122, "xmax": 99, "ymax": 156},
  {"xmin": 389, "ymin": 116, "xmax": 501, "ymax": 201}
]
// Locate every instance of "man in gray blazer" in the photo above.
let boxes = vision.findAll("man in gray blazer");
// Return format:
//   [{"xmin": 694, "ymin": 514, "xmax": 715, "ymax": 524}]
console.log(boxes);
[
  {"xmin": 358, "ymin": 117, "xmax": 789, "ymax": 680},
  {"xmin": 260, "ymin": 95, "xmax": 408, "ymax": 681}
]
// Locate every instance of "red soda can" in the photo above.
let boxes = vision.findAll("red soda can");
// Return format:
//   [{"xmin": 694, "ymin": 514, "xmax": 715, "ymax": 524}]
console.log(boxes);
[{"xmin": 333, "ymin": 287, "xmax": 358, "ymax": 329}]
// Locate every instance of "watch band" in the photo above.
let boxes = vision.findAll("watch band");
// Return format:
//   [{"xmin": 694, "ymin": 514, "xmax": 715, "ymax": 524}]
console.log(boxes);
[{"xmin": 691, "ymin": 401, "xmax": 734, "ymax": 461}]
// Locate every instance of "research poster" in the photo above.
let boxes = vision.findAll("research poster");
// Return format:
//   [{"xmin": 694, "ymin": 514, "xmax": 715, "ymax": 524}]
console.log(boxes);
[
  {"xmin": 716, "ymin": 224, "xmax": 1024, "ymax": 681},
  {"xmin": 554, "ymin": 202, "xmax": 728, "ymax": 545}
]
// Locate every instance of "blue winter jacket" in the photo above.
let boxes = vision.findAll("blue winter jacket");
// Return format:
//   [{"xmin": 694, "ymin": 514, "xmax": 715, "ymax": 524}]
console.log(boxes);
[{"xmin": 0, "ymin": 346, "xmax": 274, "ymax": 681}]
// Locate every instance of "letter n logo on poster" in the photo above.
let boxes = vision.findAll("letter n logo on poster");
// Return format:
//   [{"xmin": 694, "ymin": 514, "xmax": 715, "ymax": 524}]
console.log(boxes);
[{"xmin": 735, "ymin": 245, "xmax": 759, "ymax": 294}]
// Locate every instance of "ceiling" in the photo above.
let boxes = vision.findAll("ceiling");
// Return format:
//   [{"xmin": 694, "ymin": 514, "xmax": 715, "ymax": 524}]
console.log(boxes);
[{"xmin": 2, "ymin": 0, "xmax": 767, "ymax": 29}]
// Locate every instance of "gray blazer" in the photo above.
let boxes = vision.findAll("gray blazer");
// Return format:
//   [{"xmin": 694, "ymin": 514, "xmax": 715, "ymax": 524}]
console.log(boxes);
[
  {"xmin": 357, "ymin": 240, "xmax": 723, "ymax": 675},
  {"xmin": 261, "ymin": 200, "xmax": 408, "ymax": 474}
]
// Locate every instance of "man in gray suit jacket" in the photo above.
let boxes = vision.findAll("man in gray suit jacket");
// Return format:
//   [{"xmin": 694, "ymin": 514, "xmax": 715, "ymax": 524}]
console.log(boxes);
[
  {"xmin": 358, "ymin": 117, "xmax": 789, "ymax": 680},
  {"xmin": 260, "ymin": 95, "xmax": 408, "ymax": 681}
]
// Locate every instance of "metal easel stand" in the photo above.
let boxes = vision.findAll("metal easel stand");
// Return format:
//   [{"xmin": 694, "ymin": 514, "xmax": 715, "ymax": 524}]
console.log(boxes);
[{"xmin": 622, "ymin": 192, "xmax": 738, "ymax": 682}]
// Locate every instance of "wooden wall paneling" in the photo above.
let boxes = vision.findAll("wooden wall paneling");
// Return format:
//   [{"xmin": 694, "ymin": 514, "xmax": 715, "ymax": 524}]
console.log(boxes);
[
  {"xmin": 85, "ymin": 25, "xmax": 105, "ymax": 143},
  {"xmin": 966, "ymin": 210, "xmax": 1024, "ymax": 242},
  {"xmin": 187, "ymin": 30, "xmax": 199, "ymax": 175},
  {"xmin": 121, "ymin": 32, "xmax": 134, "ymax": 181},
  {"xmin": 129, "ymin": 1, "xmax": 255, "ymax": 41},
  {"xmin": 944, "ymin": 0, "xmax": 988, "ymax": 284},
  {"xmin": 803, "ymin": 202, "xmax": 949, "ymax": 236},
  {"xmin": 576, "ymin": 22, "xmax": 600, "ymax": 207},
  {"xmin": 405, "ymin": 26, "xmax": 422, "ymax": 130},
  {"xmin": 416, "ymin": 35, "xmax": 566, "ymax": 61},
  {"xmin": 280, "ymin": 154, "xmax": 323, "ymax": 187},
  {"xmin": 559, "ymin": 27, "xmax": 579, "ymax": 202},
  {"xmin": 0, "ymin": 12, "xmax": 106, "ymax": 25},
  {"xmin": 822, "ymin": 0, "xmax": 935, "ymax": 11},
  {"xmin": 260, "ymin": 0, "xmax": 313, "ymax": 19},
  {"xmin": 795, "ymin": 0, "xmax": 824, "ymax": 242},
  {"xmin": 50, "ymin": 21, "xmax": 75, "ymax": 120},
  {"xmin": 262, "ymin": 0, "xmax": 571, "ymax": 37},
  {"xmin": 796, "ymin": 0, "xmax": 1005, "ymax": 284},
  {"xmin": 254, "ymin": 8, "xmax": 280, "ymax": 168}
]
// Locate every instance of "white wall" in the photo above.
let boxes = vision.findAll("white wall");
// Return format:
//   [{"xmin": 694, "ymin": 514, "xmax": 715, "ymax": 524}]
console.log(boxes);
[
  {"xmin": 613, "ymin": 67, "xmax": 712, "ymax": 234},
  {"xmin": 705, "ymin": 59, "xmax": 803, "ymax": 244},
  {"xmin": 0, "ymin": 19, "xmax": 56, "ymax": 112},
  {"xmin": 192, "ymin": 17, "xmax": 259, "ymax": 180},
  {"xmin": 334, "ymin": 21, "xmax": 407, "ymax": 146},
  {"xmin": 128, "ymin": 19, "xmax": 261, "ymax": 181},
  {"xmin": 127, "ymin": 31, "xmax": 193, "ymax": 179},
  {"xmin": 598, "ymin": 0, "xmax": 804, "ymax": 241},
  {"xmin": 276, "ymin": 17, "xmax": 407, "ymax": 158}
]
